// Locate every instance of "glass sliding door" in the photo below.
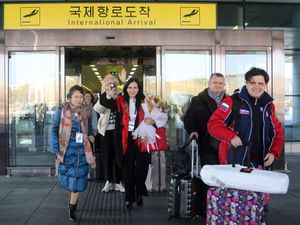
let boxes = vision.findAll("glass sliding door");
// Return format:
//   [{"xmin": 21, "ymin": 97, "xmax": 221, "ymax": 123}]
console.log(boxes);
[
  {"xmin": 285, "ymin": 50, "xmax": 300, "ymax": 142},
  {"xmin": 222, "ymin": 47, "xmax": 271, "ymax": 94},
  {"xmin": 162, "ymin": 49, "xmax": 212, "ymax": 146},
  {"xmin": 8, "ymin": 51, "xmax": 59, "ymax": 166}
]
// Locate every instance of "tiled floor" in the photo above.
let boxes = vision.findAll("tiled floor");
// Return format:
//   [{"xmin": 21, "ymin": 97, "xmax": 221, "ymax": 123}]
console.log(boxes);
[{"xmin": 0, "ymin": 154, "xmax": 299, "ymax": 225}]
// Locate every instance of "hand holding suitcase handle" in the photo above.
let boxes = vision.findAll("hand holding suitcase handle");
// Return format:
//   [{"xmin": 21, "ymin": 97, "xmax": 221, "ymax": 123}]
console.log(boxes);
[
  {"xmin": 179, "ymin": 136, "xmax": 196, "ymax": 152},
  {"xmin": 232, "ymin": 142, "xmax": 251, "ymax": 168}
]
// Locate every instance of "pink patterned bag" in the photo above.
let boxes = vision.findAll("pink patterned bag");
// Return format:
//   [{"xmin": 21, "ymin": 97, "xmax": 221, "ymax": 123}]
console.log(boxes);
[{"xmin": 206, "ymin": 187, "xmax": 265, "ymax": 225}]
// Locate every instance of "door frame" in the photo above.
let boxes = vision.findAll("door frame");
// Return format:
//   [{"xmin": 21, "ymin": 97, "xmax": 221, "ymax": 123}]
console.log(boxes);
[
  {"xmin": 5, "ymin": 46, "xmax": 60, "ymax": 169},
  {"xmin": 161, "ymin": 45, "xmax": 216, "ymax": 100}
]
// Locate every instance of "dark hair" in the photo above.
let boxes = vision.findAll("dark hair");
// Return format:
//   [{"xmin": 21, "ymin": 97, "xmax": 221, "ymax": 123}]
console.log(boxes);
[
  {"xmin": 123, "ymin": 78, "xmax": 145, "ymax": 108},
  {"xmin": 85, "ymin": 90, "xmax": 95, "ymax": 105},
  {"xmin": 209, "ymin": 73, "xmax": 225, "ymax": 79},
  {"xmin": 66, "ymin": 85, "xmax": 85, "ymax": 99},
  {"xmin": 245, "ymin": 67, "xmax": 269, "ymax": 84}
]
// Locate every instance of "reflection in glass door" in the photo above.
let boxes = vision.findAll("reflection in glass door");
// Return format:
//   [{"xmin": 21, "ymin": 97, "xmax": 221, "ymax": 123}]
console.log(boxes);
[
  {"xmin": 8, "ymin": 51, "xmax": 58, "ymax": 166},
  {"xmin": 224, "ymin": 50, "xmax": 269, "ymax": 94},
  {"xmin": 162, "ymin": 50, "xmax": 212, "ymax": 146}
]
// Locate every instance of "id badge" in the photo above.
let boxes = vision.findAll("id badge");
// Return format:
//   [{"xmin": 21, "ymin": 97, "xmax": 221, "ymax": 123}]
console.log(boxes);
[{"xmin": 76, "ymin": 132, "xmax": 83, "ymax": 143}]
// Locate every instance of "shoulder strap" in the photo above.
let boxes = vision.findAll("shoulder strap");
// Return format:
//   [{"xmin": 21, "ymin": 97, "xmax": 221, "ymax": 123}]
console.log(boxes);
[
  {"xmin": 226, "ymin": 93, "xmax": 241, "ymax": 126},
  {"xmin": 231, "ymin": 93, "xmax": 241, "ymax": 122}
]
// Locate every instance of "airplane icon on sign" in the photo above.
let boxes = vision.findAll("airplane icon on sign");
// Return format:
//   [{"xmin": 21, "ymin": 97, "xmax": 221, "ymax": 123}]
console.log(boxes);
[
  {"xmin": 183, "ymin": 9, "xmax": 199, "ymax": 17},
  {"xmin": 23, "ymin": 9, "xmax": 39, "ymax": 18},
  {"xmin": 20, "ymin": 7, "xmax": 40, "ymax": 26}
]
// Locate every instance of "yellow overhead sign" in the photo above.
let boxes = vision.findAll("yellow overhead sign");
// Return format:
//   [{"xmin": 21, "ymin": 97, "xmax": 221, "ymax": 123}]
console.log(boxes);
[{"xmin": 4, "ymin": 3, "xmax": 216, "ymax": 30}]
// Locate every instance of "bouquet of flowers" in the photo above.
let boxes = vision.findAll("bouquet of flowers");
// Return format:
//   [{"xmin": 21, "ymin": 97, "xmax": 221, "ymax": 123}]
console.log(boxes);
[{"xmin": 132, "ymin": 95, "xmax": 169, "ymax": 152}]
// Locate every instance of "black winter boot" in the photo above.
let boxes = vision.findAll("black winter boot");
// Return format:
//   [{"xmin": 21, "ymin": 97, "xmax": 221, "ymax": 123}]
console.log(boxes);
[{"xmin": 69, "ymin": 203, "xmax": 77, "ymax": 222}]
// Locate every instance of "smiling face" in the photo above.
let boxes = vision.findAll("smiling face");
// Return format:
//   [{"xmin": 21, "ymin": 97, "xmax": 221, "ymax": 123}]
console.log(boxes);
[
  {"xmin": 245, "ymin": 75, "xmax": 266, "ymax": 99},
  {"xmin": 70, "ymin": 90, "xmax": 84, "ymax": 107},
  {"xmin": 126, "ymin": 81, "xmax": 139, "ymax": 98},
  {"xmin": 208, "ymin": 75, "xmax": 226, "ymax": 97}
]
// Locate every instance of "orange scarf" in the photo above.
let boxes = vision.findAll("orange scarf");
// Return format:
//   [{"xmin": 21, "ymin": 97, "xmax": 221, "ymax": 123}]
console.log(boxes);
[{"xmin": 58, "ymin": 102, "xmax": 95, "ymax": 167}]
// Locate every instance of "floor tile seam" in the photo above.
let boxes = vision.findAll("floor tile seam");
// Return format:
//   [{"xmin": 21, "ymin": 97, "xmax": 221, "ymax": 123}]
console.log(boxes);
[
  {"xmin": 95, "ymin": 183, "xmax": 105, "ymax": 223},
  {"xmin": 78, "ymin": 182, "xmax": 93, "ymax": 225},
  {"xmin": 81, "ymin": 182, "xmax": 99, "ymax": 225},
  {"xmin": 0, "ymin": 177, "xmax": 30, "ymax": 202},
  {"xmin": 23, "ymin": 180, "xmax": 57, "ymax": 225}
]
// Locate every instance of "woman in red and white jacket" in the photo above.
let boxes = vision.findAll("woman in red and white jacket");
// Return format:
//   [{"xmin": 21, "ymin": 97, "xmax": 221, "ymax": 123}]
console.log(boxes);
[{"xmin": 100, "ymin": 77, "xmax": 153, "ymax": 209}]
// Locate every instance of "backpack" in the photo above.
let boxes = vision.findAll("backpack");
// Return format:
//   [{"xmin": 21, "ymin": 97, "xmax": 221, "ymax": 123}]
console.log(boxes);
[{"xmin": 173, "ymin": 139, "xmax": 192, "ymax": 177}]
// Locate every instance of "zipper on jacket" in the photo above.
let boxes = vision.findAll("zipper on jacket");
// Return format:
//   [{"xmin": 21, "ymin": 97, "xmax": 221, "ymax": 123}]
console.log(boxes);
[
  {"xmin": 239, "ymin": 96, "xmax": 253, "ymax": 166},
  {"xmin": 262, "ymin": 102, "xmax": 272, "ymax": 169},
  {"xmin": 73, "ymin": 121, "xmax": 81, "ymax": 192},
  {"xmin": 73, "ymin": 146, "xmax": 80, "ymax": 192}
]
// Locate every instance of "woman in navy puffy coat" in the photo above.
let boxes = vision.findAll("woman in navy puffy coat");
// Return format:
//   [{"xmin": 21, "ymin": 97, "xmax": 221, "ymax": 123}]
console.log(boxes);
[{"xmin": 51, "ymin": 85, "xmax": 95, "ymax": 222}]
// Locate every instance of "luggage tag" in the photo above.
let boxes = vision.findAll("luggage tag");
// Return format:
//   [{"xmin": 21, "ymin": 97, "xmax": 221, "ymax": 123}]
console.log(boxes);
[{"xmin": 76, "ymin": 132, "xmax": 83, "ymax": 143}]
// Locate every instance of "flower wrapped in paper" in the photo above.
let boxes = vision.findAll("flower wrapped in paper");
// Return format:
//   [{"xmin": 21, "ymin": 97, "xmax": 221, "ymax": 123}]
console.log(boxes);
[{"xmin": 132, "ymin": 95, "xmax": 168, "ymax": 152}]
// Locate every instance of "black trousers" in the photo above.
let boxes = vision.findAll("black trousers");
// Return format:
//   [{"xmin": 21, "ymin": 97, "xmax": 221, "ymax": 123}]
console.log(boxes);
[
  {"xmin": 101, "ymin": 130, "xmax": 122, "ymax": 183},
  {"xmin": 122, "ymin": 133, "xmax": 151, "ymax": 202}
]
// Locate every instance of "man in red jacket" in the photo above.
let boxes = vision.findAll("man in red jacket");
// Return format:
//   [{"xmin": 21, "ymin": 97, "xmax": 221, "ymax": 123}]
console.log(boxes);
[{"xmin": 208, "ymin": 67, "xmax": 284, "ymax": 168}]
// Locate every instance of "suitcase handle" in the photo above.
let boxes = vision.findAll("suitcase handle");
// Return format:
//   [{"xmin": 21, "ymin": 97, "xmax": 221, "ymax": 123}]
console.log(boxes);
[
  {"xmin": 232, "ymin": 142, "xmax": 251, "ymax": 168},
  {"xmin": 179, "ymin": 137, "xmax": 195, "ymax": 152},
  {"xmin": 191, "ymin": 139, "xmax": 199, "ymax": 178}
]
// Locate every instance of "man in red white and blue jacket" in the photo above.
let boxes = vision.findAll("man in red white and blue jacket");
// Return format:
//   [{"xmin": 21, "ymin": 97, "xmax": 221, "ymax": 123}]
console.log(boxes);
[{"xmin": 208, "ymin": 67, "xmax": 284, "ymax": 168}]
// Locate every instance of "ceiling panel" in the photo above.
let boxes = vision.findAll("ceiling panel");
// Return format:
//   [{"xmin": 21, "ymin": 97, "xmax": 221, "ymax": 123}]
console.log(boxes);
[{"xmin": 65, "ymin": 46, "xmax": 155, "ymax": 92}]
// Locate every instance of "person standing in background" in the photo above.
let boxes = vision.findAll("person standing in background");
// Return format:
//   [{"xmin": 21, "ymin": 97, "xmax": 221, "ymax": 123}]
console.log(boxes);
[
  {"xmin": 183, "ymin": 72, "xmax": 227, "ymax": 217},
  {"xmin": 184, "ymin": 73, "xmax": 227, "ymax": 165},
  {"xmin": 84, "ymin": 90, "xmax": 98, "ymax": 139},
  {"xmin": 84, "ymin": 90, "xmax": 98, "ymax": 180},
  {"xmin": 51, "ymin": 85, "xmax": 96, "ymax": 222},
  {"xmin": 94, "ymin": 73, "xmax": 125, "ymax": 193}
]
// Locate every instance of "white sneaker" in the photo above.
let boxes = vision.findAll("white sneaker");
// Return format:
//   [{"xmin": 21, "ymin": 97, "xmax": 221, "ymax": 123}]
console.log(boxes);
[
  {"xmin": 114, "ymin": 183, "xmax": 125, "ymax": 192},
  {"xmin": 102, "ymin": 181, "xmax": 114, "ymax": 192}
]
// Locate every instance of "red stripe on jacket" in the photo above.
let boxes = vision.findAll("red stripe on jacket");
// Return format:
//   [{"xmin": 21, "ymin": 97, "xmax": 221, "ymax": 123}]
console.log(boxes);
[{"xmin": 116, "ymin": 96, "xmax": 144, "ymax": 155}]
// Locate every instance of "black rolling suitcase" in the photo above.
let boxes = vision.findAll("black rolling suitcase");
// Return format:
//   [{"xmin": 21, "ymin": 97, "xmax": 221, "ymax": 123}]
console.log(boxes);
[
  {"xmin": 168, "ymin": 175, "xmax": 202, "ymax": 219},
  {"xmin": 167, "ymin": 138, "xmax": 203, "ymax": 220}
]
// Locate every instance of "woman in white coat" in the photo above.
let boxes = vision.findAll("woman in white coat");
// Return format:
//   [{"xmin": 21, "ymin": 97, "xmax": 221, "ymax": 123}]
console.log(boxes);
[{"xmin": 94, "ymin": 74, "xmax": 124, "ymax": 192}]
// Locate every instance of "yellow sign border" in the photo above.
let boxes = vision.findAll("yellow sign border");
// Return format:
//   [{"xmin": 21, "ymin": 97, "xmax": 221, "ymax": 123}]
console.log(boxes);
[{"xmin": 4, "ymin": 3, "xmax": 216, "ymax": 30}]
